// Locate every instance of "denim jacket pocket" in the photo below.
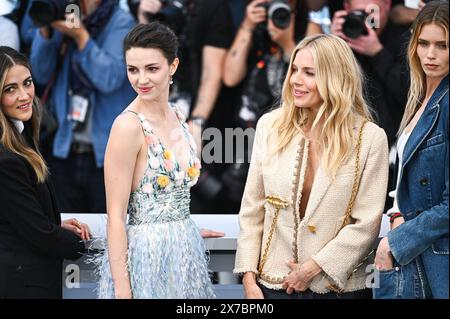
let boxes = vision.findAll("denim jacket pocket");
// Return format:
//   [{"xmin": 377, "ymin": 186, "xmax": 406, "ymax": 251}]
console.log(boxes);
[
  {"xmin": 374, "ymin": 261, "xmax": 426, "ymax": 299},
  {"xmin": 373, "ymin": 266, "xmax": 401, "ymax": 299},
  {"xmin": 432, "ymin": 237, "xmax": 449, "ymax": 255},
  {"xmin": 418, "ymin": 133, "xmax": 444, "ymax": 152}
]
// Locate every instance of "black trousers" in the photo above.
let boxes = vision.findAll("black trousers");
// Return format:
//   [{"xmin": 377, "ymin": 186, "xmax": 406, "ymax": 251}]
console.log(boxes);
[{"xmin": 260, "ymin": 284, "xmax": 372, "ymax": 299}]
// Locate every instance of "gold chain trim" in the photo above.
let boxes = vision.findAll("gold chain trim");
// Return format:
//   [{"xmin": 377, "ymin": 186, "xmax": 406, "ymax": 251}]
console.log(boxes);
[
  {"xmin": 327, "ymin": 119, "xmax": 369, "ymax": 293},
  {"xmin": 339, "ymin": 120, "xmax": 368, "ymax": 230},
  {"xmin": 257, "ymin": 195, "xmax": 289, "ymax": 284},
  {"xmin": 259, "ymin": 272, "xmax": 285, "ymax": 284}
]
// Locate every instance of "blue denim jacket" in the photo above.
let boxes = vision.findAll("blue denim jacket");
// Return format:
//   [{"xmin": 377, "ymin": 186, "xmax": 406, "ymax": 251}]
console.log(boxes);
[
  {"xmin": 30, "ymin": 8, "xmax": 136, "ymax": 167},
  {"xmin": 388, "ymin": 75, "xmax": 449, "ymax": 299}
]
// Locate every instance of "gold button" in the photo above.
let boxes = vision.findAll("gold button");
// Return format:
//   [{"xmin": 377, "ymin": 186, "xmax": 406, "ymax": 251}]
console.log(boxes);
[{"xmin": 308, "ymin": 225, "xmax": 316, "ymax": 233}]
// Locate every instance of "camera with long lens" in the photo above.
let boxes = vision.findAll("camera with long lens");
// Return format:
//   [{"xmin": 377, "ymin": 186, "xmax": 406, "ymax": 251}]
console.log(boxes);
[
  {"xmin": 342, "ymin": 10, "xmax": 369, "ymax": 39},
  {"xmin": 257, "ymin": 0, "xmax": 292, "ymax": 29},
  {"xmin": 29, "ymin": 0, "xmax": 79, "ymax": 27}
]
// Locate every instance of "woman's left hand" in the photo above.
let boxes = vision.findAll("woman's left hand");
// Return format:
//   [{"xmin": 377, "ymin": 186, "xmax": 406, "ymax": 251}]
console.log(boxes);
[
  {"xmin": 282, "ymin": 259, "xmax": 322, "ymax": 294},
  {"xmin": 375, "ymin": 237, "xmax": 394, "ymax": 270},
  {"xmin": 62, "ymin": 218, "xmax": 92, "ymax": 241}
]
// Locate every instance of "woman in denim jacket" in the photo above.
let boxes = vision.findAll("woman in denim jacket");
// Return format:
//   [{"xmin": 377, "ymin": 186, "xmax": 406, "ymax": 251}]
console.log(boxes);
[{"xmin": 374, "ymin": 0, "xmax": 448, "ymax": 299}]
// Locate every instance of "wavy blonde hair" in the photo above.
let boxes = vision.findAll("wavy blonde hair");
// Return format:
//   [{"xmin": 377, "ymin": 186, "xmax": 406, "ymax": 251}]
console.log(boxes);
[
  {"xmin": 273, "ymin": 34, "xmax": 373, "ymax": 177},
  {"xmin": 0, "ymin": 46, "xmax": 48, "ymax": 183},
  {"xmin": 398, "ymin": 1, "xmax": 449, "ymax": 136}
]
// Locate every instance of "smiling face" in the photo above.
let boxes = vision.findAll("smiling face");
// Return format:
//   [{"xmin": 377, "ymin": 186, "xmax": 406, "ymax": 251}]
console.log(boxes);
[
  {"xmin": 125, "ymin": 47, "xmax": 178, "ymax": 102},
  {"xmin": 416, "ymin": 23, "xmax": 449, "ymax": 81},
  {"xmin": 289, "ymin": 48, "xmax": 323, "ymax": 112},
  {"xmin": 1, "ymin": 64, "xmax": 35, "ymax": 122}
]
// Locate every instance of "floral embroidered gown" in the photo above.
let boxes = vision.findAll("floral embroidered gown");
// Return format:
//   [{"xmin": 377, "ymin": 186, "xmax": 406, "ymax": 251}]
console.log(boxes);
[{"xmin": 94, "ymin": 106, "xmax": 215, "ymax": 299}]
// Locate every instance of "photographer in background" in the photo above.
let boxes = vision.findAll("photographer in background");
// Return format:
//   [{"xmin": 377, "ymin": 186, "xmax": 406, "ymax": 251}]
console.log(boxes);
[
  {"xmin": 331, "ymin": 0, "xmax": 410, "ymax": 146},
  {"xmin": 224, "ymin": 0, "xmax": 320, "ymax": 88},
  {"xmin": 28, "ymin": 0, "xmax": 136, "ymax": 214},
  {"xmin": 221, "ymin": 0, "xmax": 321, "ymax": 209}
]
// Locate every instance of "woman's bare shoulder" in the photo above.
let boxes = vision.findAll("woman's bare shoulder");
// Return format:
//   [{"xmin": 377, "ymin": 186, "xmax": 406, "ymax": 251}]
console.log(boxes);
[{"xmin": 111, "ymin": 112, "xmax": 142, "ymax": 138}]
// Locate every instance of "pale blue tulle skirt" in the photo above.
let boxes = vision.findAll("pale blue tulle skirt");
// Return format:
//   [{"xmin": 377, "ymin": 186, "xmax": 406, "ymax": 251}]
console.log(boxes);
[{"xmin": 91, "ymin": 217, "xmax": 216, "ymax": 299}]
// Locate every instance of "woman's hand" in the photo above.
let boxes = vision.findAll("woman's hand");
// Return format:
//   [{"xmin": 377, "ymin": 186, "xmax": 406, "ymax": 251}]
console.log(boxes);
[
  {"xmin": 242, "ymin": 272, "xmax": 264, "ymax": 299},
  {"xmin": 50, "ymin": 13, "xmax": 90, "ymax": 50},
  {"xmin": 244, "ymin": 282, "xmax": 265, "ymax": 299},
  {"xmin": 200, "ymin": 228, "xmax": 225, "ymax": 238},
  {"xmin": 330, "ymin": 10, "xmax": 348, "ymax": 39},
  {"xmin": 242, "ymin": 0, "xmax": 269, "ymax": 31},
  {"xmin": 375, "ymin": 237, "xmax": 394, "ymax": 270},
  {"xmin": 282, "ymin": 259, "xmax": 322, "ymax": 293},
  {"xmin": 62, "ymin": 218, "xmax": 91, "ymax": 240}
]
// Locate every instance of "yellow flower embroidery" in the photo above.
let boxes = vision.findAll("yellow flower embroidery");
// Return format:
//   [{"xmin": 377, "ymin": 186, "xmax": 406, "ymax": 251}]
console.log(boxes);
[
  {"xmin": 157, "ymin": 175, "xmax": 170, "ymax": 188},
  {"xmin": 163, "ymin": 150, "xmax": 173, "ymax": 160},
  {"xmin": 187, "ymin": 166, "xmax": 200, "ymax": 179}
]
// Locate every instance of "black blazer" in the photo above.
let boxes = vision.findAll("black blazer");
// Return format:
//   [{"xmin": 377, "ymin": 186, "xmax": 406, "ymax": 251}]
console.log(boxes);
[{"xmin": 0, "ymin": 141, "xmax": 85, "ymax": 299}]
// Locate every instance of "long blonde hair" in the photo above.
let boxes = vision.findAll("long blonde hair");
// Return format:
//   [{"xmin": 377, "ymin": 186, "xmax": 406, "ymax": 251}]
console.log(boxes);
[
  {"xmin": 398, "ymin": 0, "xmax": 449, "ymax": 135},
  {"xmin": 273, "ymin": 34, "xmax": 373, "ymax": 177},
  {"xmin": 0, "ymin": 46, "xmax": 48, "ymax": 183}
]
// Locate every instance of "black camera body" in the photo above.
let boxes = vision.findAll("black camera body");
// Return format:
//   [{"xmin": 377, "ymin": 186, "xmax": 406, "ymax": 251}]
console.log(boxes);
[
  {"xmin": 29, "ymin": 0, "xmax": 79, "ymax": 27},
  {"xmin": 342, "ymin": 10, "xmax": 369, "ymax": 39},
  {"xmin": 257, "ymin": 0, "xmax": 292, "ymax": 29}
]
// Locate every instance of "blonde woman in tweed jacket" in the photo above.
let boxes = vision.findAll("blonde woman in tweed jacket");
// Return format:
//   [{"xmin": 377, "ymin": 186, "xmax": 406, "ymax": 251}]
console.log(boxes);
[{"xmin": 234, "ymin": 34, "xmax": 389, "ymax": 299}]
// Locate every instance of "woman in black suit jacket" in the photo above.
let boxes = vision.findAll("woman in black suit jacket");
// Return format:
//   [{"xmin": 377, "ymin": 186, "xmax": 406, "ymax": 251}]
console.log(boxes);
[{"xmin": 0, "ymin": 46, "xmax": 90, "ymax": 299}]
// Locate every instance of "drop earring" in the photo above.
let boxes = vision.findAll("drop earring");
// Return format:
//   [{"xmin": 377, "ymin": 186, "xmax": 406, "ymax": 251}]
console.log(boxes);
[{"xmin": 169, "ymin": 75, "xmax": 174, "ymax": 85}]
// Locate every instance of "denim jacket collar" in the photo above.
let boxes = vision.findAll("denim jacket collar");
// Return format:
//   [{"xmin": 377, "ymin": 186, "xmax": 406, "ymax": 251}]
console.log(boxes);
[{"xmin": 402, "ymin": 75, "xmax": 449, "ymax": 168}]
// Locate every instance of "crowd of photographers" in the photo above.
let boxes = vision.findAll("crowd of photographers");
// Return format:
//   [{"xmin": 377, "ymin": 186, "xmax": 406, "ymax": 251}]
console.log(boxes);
[{"xmin": 0, "ymin": 0, "xmax": 428, "ymax": 214}]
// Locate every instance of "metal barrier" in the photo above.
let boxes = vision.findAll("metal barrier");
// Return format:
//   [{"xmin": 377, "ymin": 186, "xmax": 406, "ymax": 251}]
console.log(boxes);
[{"xmin": 61, "ymin": 213, "xmax": 390, "ymax": 299}]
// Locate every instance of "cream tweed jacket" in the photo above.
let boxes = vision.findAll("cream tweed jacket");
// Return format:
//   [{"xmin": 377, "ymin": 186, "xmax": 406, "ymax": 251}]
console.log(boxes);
[{"xmin": 234, "ymin": 109, "xmax": 389, "ymax": 293}]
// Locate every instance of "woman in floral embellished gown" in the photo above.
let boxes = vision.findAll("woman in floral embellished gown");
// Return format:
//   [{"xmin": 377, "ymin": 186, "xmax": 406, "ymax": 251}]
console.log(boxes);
[{"xmin": 94, "ymin": 22, "xmax": 216, "ymax": 299}]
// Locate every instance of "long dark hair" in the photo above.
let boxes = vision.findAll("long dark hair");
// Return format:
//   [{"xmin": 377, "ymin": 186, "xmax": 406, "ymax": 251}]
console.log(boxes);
[{"xmin": 0, "ymin": 46, "xmax": 48, "ymax": 182}]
